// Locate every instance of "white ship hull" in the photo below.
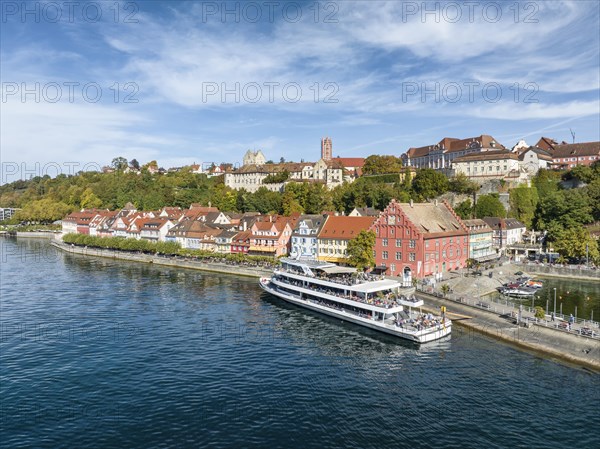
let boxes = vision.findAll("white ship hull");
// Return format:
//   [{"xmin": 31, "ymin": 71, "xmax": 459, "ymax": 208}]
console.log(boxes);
[{"xmin": 260, "ymin": 278, "xmax": 451, "ymax": 344}]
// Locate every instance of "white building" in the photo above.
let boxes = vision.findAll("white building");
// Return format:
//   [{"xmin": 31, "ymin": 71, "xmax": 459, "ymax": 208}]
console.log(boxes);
[
  {"xmin": 289, "ymin": 215, "xmax": 327, "ymax": 260},
  {"xmin": 518, "ymin": 147, "xmax": 553, "ymax": 175},
  {"xmin": 452, "ymin": 150, "xmax": 521, "ymax": 182},
  {"xmin": 482, "ymin": 217, "xmax": 526, "ymax": 252}
]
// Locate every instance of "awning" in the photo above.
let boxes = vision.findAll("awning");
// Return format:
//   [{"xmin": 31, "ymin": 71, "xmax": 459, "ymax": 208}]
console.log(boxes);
[{"xmin": 319, "ymin": 266, "xmax": 357, "ymax": 274}]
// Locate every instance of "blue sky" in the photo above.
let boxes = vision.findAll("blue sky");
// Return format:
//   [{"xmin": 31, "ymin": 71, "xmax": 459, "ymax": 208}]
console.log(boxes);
[{"xmin": 1, "ymin": 0, "xmax": 599, "ymax": 178}]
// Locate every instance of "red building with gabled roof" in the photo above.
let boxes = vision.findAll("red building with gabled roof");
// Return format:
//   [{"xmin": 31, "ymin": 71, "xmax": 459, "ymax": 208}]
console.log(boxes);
[{"xmin": 371, "ymin": 199, "xmax": 469, "ymax": 285}]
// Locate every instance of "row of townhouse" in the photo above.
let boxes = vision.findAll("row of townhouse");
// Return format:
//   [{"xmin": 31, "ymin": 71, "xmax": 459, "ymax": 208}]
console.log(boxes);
[{"xmin": 63, "ymin": 200, "xmax": 525, "ymax": 281}]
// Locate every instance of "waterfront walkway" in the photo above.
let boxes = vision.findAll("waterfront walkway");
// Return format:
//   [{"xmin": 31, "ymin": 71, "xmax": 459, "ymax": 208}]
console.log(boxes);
[{"xmin": 416, "ymin": 291, "xmax": 600, "ymax": 371}]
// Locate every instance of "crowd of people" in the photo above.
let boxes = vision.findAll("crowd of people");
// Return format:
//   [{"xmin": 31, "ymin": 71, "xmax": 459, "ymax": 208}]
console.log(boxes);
[
  {"xmin": 273, "ymin": 275, "xmax": 418, "ymax": 309},
  {"xmin": 395, "ymin": 313, "xmax": 444, "ymax": 331}
]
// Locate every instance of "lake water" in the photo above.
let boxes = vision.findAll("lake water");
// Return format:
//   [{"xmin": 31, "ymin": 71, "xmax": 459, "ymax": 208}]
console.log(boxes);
[
  {"xmin": 1, "ymin": 238, "xmax": 599, "ymax": 448},
  {"xmin": 487, "ymin": 275, "xmax": 600, "ymax": 320}
]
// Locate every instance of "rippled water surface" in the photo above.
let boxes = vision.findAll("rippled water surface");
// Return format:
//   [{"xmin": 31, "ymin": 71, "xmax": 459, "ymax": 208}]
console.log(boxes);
[{"xmin": 1, "ymin": 239, "xmax": 599, "ymax": 449}]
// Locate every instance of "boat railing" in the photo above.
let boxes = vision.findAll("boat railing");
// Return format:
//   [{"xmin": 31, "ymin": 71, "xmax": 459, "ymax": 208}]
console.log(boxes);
[
  {"xmin": 273, "ymin": 275, "xmax": 414, "ymax": 310},
  {"xmin": 277, "ymin": 267, "xmax": 385, "ymax": 287},
  {"xmin": 281, "ymin": 287, "xmax": 443, "ymax": 334}
]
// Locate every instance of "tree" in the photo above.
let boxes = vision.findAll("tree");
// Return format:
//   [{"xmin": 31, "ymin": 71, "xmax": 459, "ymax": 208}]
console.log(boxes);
[
  {"xmin": 400, "ymin": 167, "xmax": 412, "ymax": 192},
  {"xmin": 412, "ymin": 168, "xmax": 449, "ymax": 200},
  {"xmin": 534, "ymin": 189, "xmax": 593, "ymax": 233},
  {"xmin": 532, "ymin": 169, "xmax": 561, "ymax": 197},
  {"xmin": 80, "ymin": 188, "xmax": 103, "ymax": 209},
  {"xmin": 509, "ymin": 185, "xmax": 538, "ymax": 228},
  {"xmin": 586, "ymin": 178, "xmax": 600, "ymax": 220},
  {"xmin": 552, "ymin": 227, "xmax": 599, "ymax": 263},
  {"xmin": 534, "ymin": 306, "xmax": 545, "ymax": 320},
  {"xmin": 111, "ymin": 157, "xmax": 128, "ymax": 171},
  {"xmin": 282, "ymin": 190, "xmax": 304, "ymax": 215},
  {"xmin": 347, "ymin": 230, "xmax": 376, "ymax": 271},
  {"xmin": 130, "ymin": 159, "xmax": 140, "ymax": 170},
  {"xmin": 441, "ymin": 284, "xmax": 450, "ymax": 297},
  {"xmin": 362, "ymin": 155, "xmax": 403, "ymax": 175},
  {"xmin": 449, "ymin": 173, "xmax": 479, "ymax": 195},
  {"xmin": 474, "ymin": 194, "xmax": 506, "ymax": 218},
  {"xmin": 565, "ymin": 165, "xmax": 594, "ymax": 184},
  {"xmin": 263, "ymin": 170, "xmax": 289, "ymax": 184},
  {"xmin": 15, "ymin": 199, "xmax": 73, "ymax": 223},
  {"xmin": 454, "ymin": 199, "xmax": 472, "ymax": 220}
]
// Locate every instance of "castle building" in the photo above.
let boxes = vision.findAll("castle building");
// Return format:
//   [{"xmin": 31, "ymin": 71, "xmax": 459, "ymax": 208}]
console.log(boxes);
[{"xmin": 243, "ymin": 150, "xmax": 266, "ymax": 166}]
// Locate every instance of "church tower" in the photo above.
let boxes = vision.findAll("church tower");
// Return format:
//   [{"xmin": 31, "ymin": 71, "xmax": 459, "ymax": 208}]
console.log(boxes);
[{"xmin": 321, "ymin": 137, "xmax": 332, "ymax": 161}]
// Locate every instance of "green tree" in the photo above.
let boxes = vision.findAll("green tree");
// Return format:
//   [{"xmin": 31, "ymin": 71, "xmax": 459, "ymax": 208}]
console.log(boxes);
[
  {"xmin": 534, "ymin": 306, "xmax": 545, "ymax": 320},
  {"xmin": 454, "ymin": 199, "xmax": 473, "ymax": 220},
  {"xmin": 347, "ymin": 230, "xmax": 376, "ymax": 271},
  {"xmin": 449, "ymin": 173, "xmax": 479, "ymax": 195},
  {"xmin": 509, "ymin": 185, "xmax": 539, "ymax": 228},
  {"xmin": 565, "ymin": 165, "xmax": 594, "ymax": 184},
  {"xmin": 412, "ymin": 169, "xmax": 449, "ymax": 200},
  {"xmin": 111, "ymin": 157, "xmax": 128, "ymax": 171},
  {"xmin": 534, "ymin": 189, "xmax": 593, "ymax": 233},
  {"xmin": 263, "ymin": 170, "xmax": 289, "ymax": 184},
  {"xmin": 441, "ymin": 284, "xmax": 450, "ymax": 297},
  {"xmin": 552, "ymin": 227, "xmax": 599, "ymax": 263},
  {"xmin": 16, "ymin": 199, "xmax": 73, "ymax": 223},
  {"xmin": 586, "ymin": 178, "xmax": 600, "ymax": 220},
  {"xmin": 474, "ymin": 194, "xmax": 506, "ymax": 218},
  {"xmin": 282, "ymin": 190, "xmax": 304, "ymax": 215},
  {"xmin": 532, "ymin": 169, "xmax": 561, "ymax": 197},
  {"xmin": 363, "ymin": 155, "xmax": 403, "ymax": 175}
]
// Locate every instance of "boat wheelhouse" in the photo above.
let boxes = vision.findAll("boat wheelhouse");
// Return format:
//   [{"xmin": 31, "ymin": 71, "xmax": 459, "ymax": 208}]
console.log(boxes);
[{"xmin": 259, "ymin": 258, "xmax": 451, "ymax": 343}]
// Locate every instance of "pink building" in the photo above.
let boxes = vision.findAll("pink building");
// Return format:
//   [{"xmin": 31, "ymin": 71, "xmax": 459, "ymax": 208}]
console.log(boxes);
[{"xmin": 371, "ymin": 199, "xmax": 469, "ymax": 285}]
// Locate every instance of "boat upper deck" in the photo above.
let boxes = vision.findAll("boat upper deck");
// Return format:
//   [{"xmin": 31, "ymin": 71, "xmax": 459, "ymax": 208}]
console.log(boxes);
[
  {"xmin": 275, "ymin": 258, "xmax": 424, "ymax": 311},
  {"xmin": 279, "ymin": 258, "xmax": 401, "ymax": 291}
]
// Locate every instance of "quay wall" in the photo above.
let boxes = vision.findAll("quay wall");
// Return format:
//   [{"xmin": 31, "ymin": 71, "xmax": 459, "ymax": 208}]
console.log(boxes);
[
  {"xmin": 13, "ymin": 231, "xmax": 58, "ymax": 238},
  {"xmin": 417, "ymin": 291, "xmax": 600, "ymax": 372},
  {"xmin": 50, "ymin": 241, "xmax": 272, "ymax": 279},
  {"xmin": 518, "ymin": 264, "xmax": 600, "ymax": 281}
]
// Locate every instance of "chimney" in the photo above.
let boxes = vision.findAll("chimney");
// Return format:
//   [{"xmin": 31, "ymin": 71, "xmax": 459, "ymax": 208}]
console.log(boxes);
[
  {"xmin": 410, "ymin": 199, "xmax": 413, "ymax": 208},
  {"xmin": 208, "ymin": 201, "xmax": 212, "ymax": 208}
]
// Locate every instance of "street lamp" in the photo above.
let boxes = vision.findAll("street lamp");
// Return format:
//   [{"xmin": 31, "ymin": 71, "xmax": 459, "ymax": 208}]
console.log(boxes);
[{"xmin": 553, "ymin": 288, "xmax": 557, "ymax": 317}]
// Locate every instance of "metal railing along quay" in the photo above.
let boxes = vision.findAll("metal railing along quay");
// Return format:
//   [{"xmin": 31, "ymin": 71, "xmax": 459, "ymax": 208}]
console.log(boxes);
[{"xmin": 417, "ymin": 286, "xmax": 600, "ymax": 340}]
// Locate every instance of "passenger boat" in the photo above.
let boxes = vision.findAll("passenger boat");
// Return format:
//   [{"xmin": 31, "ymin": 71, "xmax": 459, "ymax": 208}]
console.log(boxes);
[{"xmin": 259, "ymin": 258, "xmax": 451, "ymax": 343}]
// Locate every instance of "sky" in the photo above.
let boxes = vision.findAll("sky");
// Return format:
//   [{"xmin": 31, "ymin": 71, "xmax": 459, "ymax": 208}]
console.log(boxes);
[{"xmin": 1, "ymin": 0, "xmax": 599, "ymax": 182}]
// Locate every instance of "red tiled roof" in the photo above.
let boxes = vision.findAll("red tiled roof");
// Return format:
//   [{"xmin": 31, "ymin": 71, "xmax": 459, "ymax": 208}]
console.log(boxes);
[
  {"xmin": 551, "ymin": 141, "xmax": 600, "ymax": 158},
  {"xmin": 332, "ymin": 157, "xmax": 365, "ymax": 167},
  {"xmin": 319, "ymin": 216, "xmax": 376, "ymax": 240}
]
